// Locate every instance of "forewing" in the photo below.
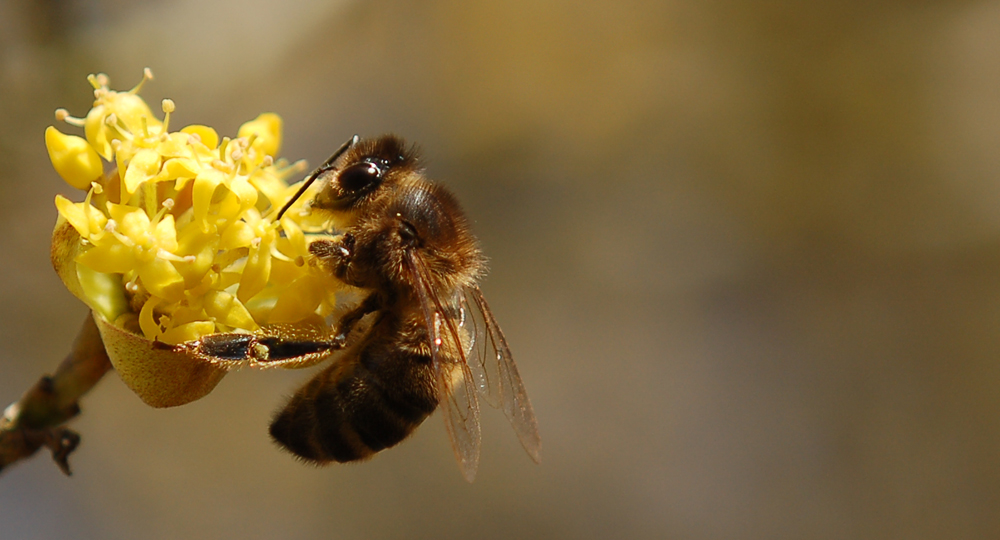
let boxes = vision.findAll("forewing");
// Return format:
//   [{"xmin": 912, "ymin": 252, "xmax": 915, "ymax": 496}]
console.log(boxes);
[
  {"xmin": 459, "ymin": 289, "xmax": 502, "ymax": 408},
  {"xmin": 468, "ymin": 286, "xmax": 542, "ymax": 463},
  {"xmin": 408, "ymin": 254, "xmax": 482, "ymax": 482}
]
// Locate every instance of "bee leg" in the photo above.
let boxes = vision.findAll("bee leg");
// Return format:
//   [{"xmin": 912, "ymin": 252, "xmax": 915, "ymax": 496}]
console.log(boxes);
[
  {"xmin": 309, "ymin": 234, "xmax": 354, "ymax": 282},
  {"xmin": 174, "ymin": 333, "xmax": 263, "ymax": 362},
  {"xmin": 171, "ymin": 332, "xmax": 343, "ymax": 367},
  {"xmin": 331, "ymin": 293, "xmax": 382, "ymax": 346}
]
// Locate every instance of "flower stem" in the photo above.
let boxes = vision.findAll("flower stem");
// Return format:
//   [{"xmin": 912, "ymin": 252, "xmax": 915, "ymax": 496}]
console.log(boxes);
[{"xmin": 0, "ymin": 313, "xmax": 112, "ymax": 476}]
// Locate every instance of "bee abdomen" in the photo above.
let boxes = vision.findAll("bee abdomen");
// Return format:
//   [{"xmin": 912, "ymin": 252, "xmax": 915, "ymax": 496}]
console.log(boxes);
[{"xmin": 269, "ymin": 351, "xmax": 438, "ymax": 464}]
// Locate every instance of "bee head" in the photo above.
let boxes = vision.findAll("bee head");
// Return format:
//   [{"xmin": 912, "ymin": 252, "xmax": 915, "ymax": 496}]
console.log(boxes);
[{"xmin": 312, "ymin": 135, "xmax": 419, "ymax": 216}]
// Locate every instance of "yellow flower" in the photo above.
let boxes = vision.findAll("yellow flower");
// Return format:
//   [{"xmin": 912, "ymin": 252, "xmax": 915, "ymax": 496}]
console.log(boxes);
[
  {"xmin": 76, "ymin": 202, "xmax": 185, "ymax": 301},
  {"xmin": 47, "ymin": 70, "xmax": 340, "ymax": 407}
]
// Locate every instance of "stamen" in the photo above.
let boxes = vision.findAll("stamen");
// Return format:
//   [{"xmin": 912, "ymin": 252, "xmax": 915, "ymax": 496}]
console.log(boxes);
[
  {"xmin": 157, "ymin": 248, "xmax": 188, "ymax": 262},
  {"xmin": 106, "ymin": 114, "xmax": 134, "ymax": 140},
  {"xmin": 211, "ymin": 159, "xmax": 234, "ymax": 174},
  {"xmin": 87, "ymin": 74, "xmax": 106, "ymax": 90},
  {"xmin": 283, "ymin": 159, "xmax": 309, "ymax": 177},
  {"xmin": 82, "ymin": 187, "xmax": 98, "ymax": 228},
  {"xmin": 219, "ymin": 137, "xmax": 230, "ymax": 161},
  {"xmin": 269, "ymin": 244, "xmax": 294, "ymax": 263},
  {"xmin": 243, "ymin": 153, "xmax": 272, "ymax": 180},
  {"xmin": 151, "ymin": 197, "xmax": 173, "ymax": 224},
  {"xmin": 130, "ymin": 68, "xmax": 154, "ymax": 94},
  {"xmin": 55, "ymin": 108, "xmax": 86, "ymax": 127},
  {"xmin": 161, "ymin": 99, "xmax": 175, "ymax": 133},
  {"xmin": 144, "ymin": 181, "xmax": 158, "ymax": 218}
]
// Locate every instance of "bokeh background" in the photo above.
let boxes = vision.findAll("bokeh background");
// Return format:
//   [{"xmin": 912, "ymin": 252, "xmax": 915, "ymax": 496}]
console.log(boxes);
[{"xmin": 3, "ymin": 0, "xmax": 1000, "ymax": 538}]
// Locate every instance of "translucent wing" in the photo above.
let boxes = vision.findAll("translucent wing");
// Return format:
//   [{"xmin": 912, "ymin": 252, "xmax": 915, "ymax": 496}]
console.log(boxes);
[
  {"xmin": 459, "ymin": 289, "xmax": 499, "ymax": 407},
  {"xmin": 463, "ymin": 286, "xmax": 541, "ymax": 463},
  {"xmin": 408, "ymin": 254, "xmax": 482, "ymax": 482}
]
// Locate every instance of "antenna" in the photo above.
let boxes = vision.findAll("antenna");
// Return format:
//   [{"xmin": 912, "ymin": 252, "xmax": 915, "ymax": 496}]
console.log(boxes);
[{"xmin": 275, "ymin": 134, "xmax": 359, "ymax": 221}]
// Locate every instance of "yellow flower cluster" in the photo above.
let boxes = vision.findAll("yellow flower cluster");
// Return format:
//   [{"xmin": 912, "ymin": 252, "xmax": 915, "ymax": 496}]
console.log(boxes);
[{"xmin": 47, "ymin": 70, "xmax": 340, "ymax": 345}]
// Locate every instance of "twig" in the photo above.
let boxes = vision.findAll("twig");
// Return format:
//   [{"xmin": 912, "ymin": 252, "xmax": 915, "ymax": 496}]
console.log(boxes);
[{"xmin": 0, "ymin": 313, "xmax": 111, "ymax": 476}]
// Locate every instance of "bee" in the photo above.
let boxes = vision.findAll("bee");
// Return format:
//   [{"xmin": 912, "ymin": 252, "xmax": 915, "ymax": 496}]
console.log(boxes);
[{"xmin": 183, "ymin": 135, "xmax": 540, "ymax": 481}]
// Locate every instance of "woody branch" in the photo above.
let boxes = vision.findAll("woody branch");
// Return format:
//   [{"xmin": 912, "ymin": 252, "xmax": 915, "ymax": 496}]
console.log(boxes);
[{"xmin": 0, "ymin": 313, "xmax": 111, "ymax": 476}]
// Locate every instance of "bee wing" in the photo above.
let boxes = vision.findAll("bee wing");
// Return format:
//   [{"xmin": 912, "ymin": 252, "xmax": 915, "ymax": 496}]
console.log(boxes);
[
  {"xmin": 464, "ymin": 286, "xmax": 541, "ymax": 464},
  {"xmin": 458, "ymin": 289, "xmax": 500, "ymax": 408},
  {"xmin": 408, "ymin": 254, "xmax": 482, "ymax": 482}
]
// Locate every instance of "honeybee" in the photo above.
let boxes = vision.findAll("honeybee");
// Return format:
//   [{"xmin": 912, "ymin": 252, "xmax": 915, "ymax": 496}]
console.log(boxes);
[{"xmin": 184, "ymin": 135, "xmax": 540, "ymax": 481}]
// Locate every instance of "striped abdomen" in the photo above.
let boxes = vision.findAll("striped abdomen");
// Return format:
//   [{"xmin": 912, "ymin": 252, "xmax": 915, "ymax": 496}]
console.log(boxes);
[{"xmin": 269, "ymin": 313, "xmax": 439, "ymax": 463}]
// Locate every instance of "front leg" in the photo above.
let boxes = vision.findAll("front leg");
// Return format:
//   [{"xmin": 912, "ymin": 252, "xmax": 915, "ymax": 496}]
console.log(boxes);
[{"xmin": 309, "ymin": 233, "xmax": 355, "ymax": 284}]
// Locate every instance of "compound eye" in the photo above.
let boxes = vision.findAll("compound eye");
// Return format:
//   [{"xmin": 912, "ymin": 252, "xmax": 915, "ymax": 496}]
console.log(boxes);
[{"xmin": 338, "ymin": 160, "xmax": 384, "ymax": 193}]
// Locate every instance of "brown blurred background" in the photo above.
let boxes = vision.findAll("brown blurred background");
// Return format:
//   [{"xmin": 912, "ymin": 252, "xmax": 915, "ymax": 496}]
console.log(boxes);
[{"xmin": 3, "ymin": 0, "xmax": 1000, "ymax": 538}]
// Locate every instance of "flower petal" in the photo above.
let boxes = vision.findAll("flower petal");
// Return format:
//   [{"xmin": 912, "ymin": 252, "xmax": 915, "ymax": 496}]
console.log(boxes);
[
  {"xmin": 237, "ymin": 237, "xmax": 272, "ymax": 303},
  {"xmin": 139, "ymin": 258, "xmax": 185, "ymax": 301},
  {"xmin": 219, "ymin": 220, "xmax": 255, "ymax": 250},
  {"xmin": 76, "ymin": 242, "xmax": 136, "ymax": 274},
  {"xmin": 238, "ymin": 113, "xmax": 282, "ymax": 158},
  {"xmin": 180, "ymin": 124, "xmax": 219, "ymax": 150},
  {"xmin": 123, "ymin": 148, "xmax": 162, "ymax": 195},
  {"xmin": 203, "ymin": 290, "xmax": 258, "ymax": 330},
  {"xmin": 154, "ymin": 214, "xmax": 179, "ymax": 253},
  {"xmin": 84, "ymin": 104, "xmax": 114, "ymax": 160},
  {"xmin": 55, "ymin": 195, "xmax": 107, "ymax": 238},
  {"xmin": 159, "ymin": 321, "xmax": 217, "ymax": 346}
]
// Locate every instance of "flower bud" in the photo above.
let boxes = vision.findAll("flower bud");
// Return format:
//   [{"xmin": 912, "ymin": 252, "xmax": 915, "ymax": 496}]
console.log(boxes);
[{"xmin": 45, "ymin": 127, "xmax": 103, "ymax": 190}]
